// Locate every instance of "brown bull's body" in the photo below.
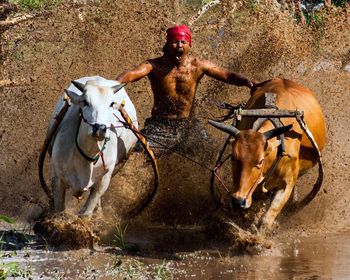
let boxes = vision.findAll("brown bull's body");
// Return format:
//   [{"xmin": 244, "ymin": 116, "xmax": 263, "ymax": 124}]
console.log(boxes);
[{"xmin": 212, "ymin": 78, "xmax": 326, "ymax": 232}]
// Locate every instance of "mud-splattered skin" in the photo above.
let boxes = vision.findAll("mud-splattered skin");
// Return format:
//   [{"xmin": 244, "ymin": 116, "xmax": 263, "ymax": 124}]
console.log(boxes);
[{"xmin": 116, "ymin": 39, "xmax": 253, "ymax": 119}]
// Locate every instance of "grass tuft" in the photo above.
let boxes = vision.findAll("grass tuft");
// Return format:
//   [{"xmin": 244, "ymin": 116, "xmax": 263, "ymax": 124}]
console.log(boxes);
[
  {"xmin": 113, "ymin": 223, "xmax": 128, "ymax": 250},
  {"xmin": 0, "ymin": 216, "xmax": 32, "ymax": 279},
  {"xmin": 9, "ymin": 0, "xmax": 60, "ymax": 11}
]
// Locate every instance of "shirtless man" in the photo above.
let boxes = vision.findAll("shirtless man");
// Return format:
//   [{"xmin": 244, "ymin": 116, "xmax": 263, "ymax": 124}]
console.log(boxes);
[{"xmin": 116, "ymin": 25, "xmax": 254, "ymax": 154}]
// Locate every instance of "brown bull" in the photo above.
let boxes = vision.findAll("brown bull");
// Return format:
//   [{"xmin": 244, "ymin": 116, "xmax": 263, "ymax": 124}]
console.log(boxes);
[{"xmin": 210, "ymin": 78, "xmax": 326, "ymax": 232}]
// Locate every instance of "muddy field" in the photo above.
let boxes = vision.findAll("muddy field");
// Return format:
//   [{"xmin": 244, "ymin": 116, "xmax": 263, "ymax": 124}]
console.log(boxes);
[{"xmin": 0, "ymin": 0, "xmax": 350, "ymax": 278}]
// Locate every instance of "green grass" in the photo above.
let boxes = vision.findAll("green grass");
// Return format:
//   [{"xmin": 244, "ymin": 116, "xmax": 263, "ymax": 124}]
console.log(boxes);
[
  {"xmin": 9, "ymin": 0, "xmax": 60, "ymax": 11},
  {"xmin": 0, "ymin": 216, "xmax": 15, "ymax": 225},
  {"xmin": 0, "ymin": 261, "xmax": 32, "ymax": 280},
  {"xmin": 113, "ymin": 223, "xmax": 128, "ymax": 250},
  {"xmin": 332, "ymin": 0, "xmax": 348, "ymax": 6},
  {"xmin": 155, "ymin": 259, "xmax": 169, "ymax": 280},
  {"xmin": 0, "ymin": 216, "xmax": 32, "ymax": 280}
]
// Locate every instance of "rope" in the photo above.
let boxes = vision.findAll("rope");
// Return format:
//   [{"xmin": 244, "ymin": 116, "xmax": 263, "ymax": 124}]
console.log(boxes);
[
  {"xmin": 116, "ymin": 106, "xmax": 160, "ymax": 218},
  {"xmin": 75, "ymin": 115, "xmax": 110, "ymax": 165},
  {"xmin": 114, "ymin": 113, "xmax": 214, "ymax": 173}
]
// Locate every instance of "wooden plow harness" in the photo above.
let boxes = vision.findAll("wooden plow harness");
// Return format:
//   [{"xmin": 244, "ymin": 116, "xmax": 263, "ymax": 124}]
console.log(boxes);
[
  {"xmin": 211, "ymin": 92, "xmax": 324, "ymax": 211},
  {"xmin": 38, "ymin": 97, "xmax": 159, "ymax": 217}
]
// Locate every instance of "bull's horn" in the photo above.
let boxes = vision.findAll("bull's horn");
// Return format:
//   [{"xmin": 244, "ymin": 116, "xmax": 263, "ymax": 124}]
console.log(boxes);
[
  {"xmin": 71, "ymin": 80, "xmax": 85, "ymax": 92},
  {"xmin": 208, "ymin": 120, "xmax": 240, "ymax": 137},
  {"xmin": 112, "ymin": 83, "xmax": 126, "ymax": 94},
  {"xmin": 263, "ymin": 124, "xmax": 293, "ymax": 140}
]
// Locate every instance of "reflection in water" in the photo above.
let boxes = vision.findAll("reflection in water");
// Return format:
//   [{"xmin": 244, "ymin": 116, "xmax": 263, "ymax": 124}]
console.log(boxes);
[
  {"xmin": 187, "ymin": 232, "xmax": 350, "ymax": 280},
  {"xmin": 5, "ymin": 230, "xmax": 350, "ymax": 279}
]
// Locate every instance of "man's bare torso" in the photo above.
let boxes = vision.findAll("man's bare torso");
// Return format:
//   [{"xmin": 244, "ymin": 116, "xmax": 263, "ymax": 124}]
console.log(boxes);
[{"xmin": 147, "ymin": 56, "xmax": 204, "ymax": 119}]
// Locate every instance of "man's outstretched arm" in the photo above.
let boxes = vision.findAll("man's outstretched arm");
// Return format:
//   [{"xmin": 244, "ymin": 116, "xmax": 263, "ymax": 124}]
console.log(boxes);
[
  {"xmin": 116, "ymin": 61, "xmax": 153, "ymax": 84},
  {"xmin": 200, "ymin": 59, "xmax": 254, "ymax": 88}
]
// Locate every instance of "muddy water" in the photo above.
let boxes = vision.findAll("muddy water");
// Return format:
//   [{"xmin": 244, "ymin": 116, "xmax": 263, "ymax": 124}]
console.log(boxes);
[{"xmin": 4, "ymin": 229, "xmax": 350, "ymax": 279}]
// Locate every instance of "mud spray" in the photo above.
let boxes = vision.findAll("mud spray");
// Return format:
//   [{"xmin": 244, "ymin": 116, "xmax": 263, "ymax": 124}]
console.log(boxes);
[{"xmin": 1, "ymin": 0, "xmax": 349, "ymax": 249}]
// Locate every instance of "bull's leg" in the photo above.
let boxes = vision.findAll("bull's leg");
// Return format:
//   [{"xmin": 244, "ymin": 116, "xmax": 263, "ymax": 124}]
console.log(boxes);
[
  {"xmin": 51, "ymin": 175, "xmax": 66, "ymax": 212},
  {"xmin": 259, "ymin": 164, "xmax": 299, "ymax": 232},
  {"xmin": 93, "ymin": 199, "xmax": 103, "ymax": 216},
  {"xmin": 79, "ymin": 174, "xmax": 112, "ymax": 217}
]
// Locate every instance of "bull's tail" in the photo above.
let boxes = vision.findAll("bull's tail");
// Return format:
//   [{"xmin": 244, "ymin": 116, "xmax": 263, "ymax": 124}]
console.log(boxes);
[{"xmin": 38, "ymin": 101, "xmax": 70, "ymax": 206}]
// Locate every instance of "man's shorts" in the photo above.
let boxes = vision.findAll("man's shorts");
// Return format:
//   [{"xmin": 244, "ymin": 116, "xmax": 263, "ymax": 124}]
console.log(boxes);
[{"xmin": 134, "ymin": 116, "xmax": 212, "ymax": 156}]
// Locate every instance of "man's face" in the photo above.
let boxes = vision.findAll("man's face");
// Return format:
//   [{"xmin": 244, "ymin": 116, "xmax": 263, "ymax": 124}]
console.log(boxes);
[{"xmin": 167, "ymin": 39, "xmax": 191, "ymax": 61}]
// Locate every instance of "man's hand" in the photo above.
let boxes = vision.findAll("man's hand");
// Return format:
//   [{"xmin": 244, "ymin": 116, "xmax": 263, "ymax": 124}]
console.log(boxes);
[
  {"xmin": 247, "ymin": 80, "xmax": 254, "ymax": 89},
  {"xmin": 249, "ymin": 80, "xmax": 260, "ymax": 95}
]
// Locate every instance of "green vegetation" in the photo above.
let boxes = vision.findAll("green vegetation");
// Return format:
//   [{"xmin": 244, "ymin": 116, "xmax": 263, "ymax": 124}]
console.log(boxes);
[
  {"xmin": 113, "ymin": 223, "xmax": 140, "ymax": 253},
  {"xmin": 0, "ymin": 215, "xmax": 32, "ymax": 280},
  {"xmin": 110, "ymin": 258, "xmax": 172, "ymax": 279},
  {"xmin": 154, "ymin": 259, "xmax": 169, "ymax": 280},
  {"xmin": 332, "ymin": 0, "xmax": 348, "ymax": 6},
  {"xmin": 0, "ymin": 261, "xmax": 32, "ymax": 280},
  {"xmin": 9, "ymin": 0, "xmax": 60, "ymax": 11},
  {"xmin": 0, "ymin": 216, "xmax": 14, "ymax": 225},
  {"xmin": 113, "ymin": 223, "xmax": 128, "ymax": 250}
]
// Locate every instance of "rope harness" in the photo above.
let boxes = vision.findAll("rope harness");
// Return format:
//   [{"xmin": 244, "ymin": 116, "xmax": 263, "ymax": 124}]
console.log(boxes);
[{"xmin": 75, "ymin": 111, "xmax": 110, "ymax": 167}]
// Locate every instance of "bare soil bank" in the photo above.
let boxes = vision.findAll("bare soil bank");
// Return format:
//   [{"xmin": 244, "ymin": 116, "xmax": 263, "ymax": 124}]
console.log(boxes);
[{"xmin": 1, "ymin": 0, "xmax": 350, "ymax": 241}]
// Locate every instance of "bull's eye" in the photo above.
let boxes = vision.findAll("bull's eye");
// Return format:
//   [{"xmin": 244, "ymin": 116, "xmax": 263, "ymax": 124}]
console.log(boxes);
[
  {"xmin": 82, "ymin": 100, "xmax": 89, "ymax": 107},
  {"xmin": 110, "ymin": 102, "xmax": 115, "ymax": 108},
  {"xmin": 256, "ymin": 158, "xmax": 264, "ymax": 169}
]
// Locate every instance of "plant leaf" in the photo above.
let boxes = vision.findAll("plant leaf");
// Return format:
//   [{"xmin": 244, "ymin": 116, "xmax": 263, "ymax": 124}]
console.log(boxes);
[{"xmin": 0, "ymin": 215, "xmax": 15, "ymax": 224}]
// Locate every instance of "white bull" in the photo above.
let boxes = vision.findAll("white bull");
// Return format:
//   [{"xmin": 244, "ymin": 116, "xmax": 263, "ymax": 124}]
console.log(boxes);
[{"xmin": 48, "ymin": 76, "xmax": 138, "ymax": 217}]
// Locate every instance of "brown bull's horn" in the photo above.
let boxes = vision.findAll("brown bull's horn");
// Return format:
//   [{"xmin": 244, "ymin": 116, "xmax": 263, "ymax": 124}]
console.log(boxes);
[
  {"xmin": 208, "ymin": 120, "xmax": 240, "ymax": 137},
  {"xmin": 263, "ymin": 124, "xmax": 293, "ymax": 140},
  {"xmin": 112, "ymin": 83, "xmax": 126, "ymax": 94},
  {"xmin": 71, "ymin": 80, "xmax": 85, "ymax": 92}
]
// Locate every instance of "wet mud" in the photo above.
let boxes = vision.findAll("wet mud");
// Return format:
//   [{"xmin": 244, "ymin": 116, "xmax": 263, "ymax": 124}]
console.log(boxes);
[
  {"xmin": 1, "ymin": 0, "xmax": 350, "ymax": 278},
  {"xmin": 33, "ymin": 213, "xmax": 98, "ymax": 249},
  {"xmin": 2, "ymin": 227, "xmax": 350, "ymax": 279}
]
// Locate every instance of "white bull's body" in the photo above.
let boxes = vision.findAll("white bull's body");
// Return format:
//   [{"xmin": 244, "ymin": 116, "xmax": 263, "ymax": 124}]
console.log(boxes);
[{"xmin": 49, "ymin": 76, "xmax": 138, "ymax": 217}]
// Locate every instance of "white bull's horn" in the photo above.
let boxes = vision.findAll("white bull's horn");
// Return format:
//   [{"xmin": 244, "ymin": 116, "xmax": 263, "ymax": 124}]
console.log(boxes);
[
  {"xmin": 71, "ymin": 80, "xmax": 85, "ymax": 92},
  {"xmin": 263, "ymin": 124, "xmax": 293, "ymax": 140},
  {"xmin": 112, "ymin": 83, "xmax": 126, "ymax": 94},
  {"xmin": 209, "ymin": 120, "xmax": 240, "ymax": 137}
]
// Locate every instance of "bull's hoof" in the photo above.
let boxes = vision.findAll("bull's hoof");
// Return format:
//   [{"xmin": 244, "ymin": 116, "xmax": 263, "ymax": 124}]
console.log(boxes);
[
  {"xmin": 73, "ymin": 189, "xmax": 86, "ymax": 200},
  {"xmin": 226, "ymin": 220, "xmax": 273, "ymax": 250},
  {"xmin": 78, "ymin": 210, "xmax": 94, "ymax": 219},
  {"xmin": 257, "ymin": 221, "xmax": 274, "ymax": 236}
]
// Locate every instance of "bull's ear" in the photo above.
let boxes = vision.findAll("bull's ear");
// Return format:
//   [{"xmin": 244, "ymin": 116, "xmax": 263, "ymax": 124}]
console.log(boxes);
[
  {"xmin": 208, "ymin": 120, "xmax": 240, "ymax": 137},
  {"xmin": 263, "ymin": 124, "xmax": 293, "ymax": 140},
  {"xmin": 64, "ymin": 89, "xmax": 84, "ymax": 104},
  {"xmin": 71, "ymin": 80, "xmax": 85, "ymax": 92},
  {"xmin": 112, "ymin": 83, "xmax": 126, "ymax": 94}
]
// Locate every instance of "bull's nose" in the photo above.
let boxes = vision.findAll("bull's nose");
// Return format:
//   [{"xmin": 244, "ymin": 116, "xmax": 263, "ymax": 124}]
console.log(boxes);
[
  {"xmin": 99, "ymin": 124, "xmax": 107, "ymax": 133},
  {"xmin": 231, "ymin": 196, "xmax": 249, "ymax": 209},
  {"xmin": 92, "ymin": 124, "xmax": 107, "ymax": 133},
  {"xmin": 92, "ymin": 124, "xmax": 107, "ymax": 140}
]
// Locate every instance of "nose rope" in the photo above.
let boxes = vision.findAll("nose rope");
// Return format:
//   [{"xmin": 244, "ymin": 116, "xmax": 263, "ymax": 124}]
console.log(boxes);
[
  {"xmin": 77, "ymin": 107, "xmax": 138, "ymax": 171},
  {"xmin": 80, "ymin": 108, "xmax": 137, "ymax": 130},
  {"xmin": 212, "ymin": 155, "xmax": 232, "ymax": 194},
  {"xmin": 75, "ymin": 115, "xmax": 110, "ymax": 169}
]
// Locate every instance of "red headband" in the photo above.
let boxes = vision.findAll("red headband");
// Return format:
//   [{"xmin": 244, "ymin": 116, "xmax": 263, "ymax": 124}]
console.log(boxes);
[{"xmin": 166, "ymin": 25, "xmax": 192, "ymax": 47}]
